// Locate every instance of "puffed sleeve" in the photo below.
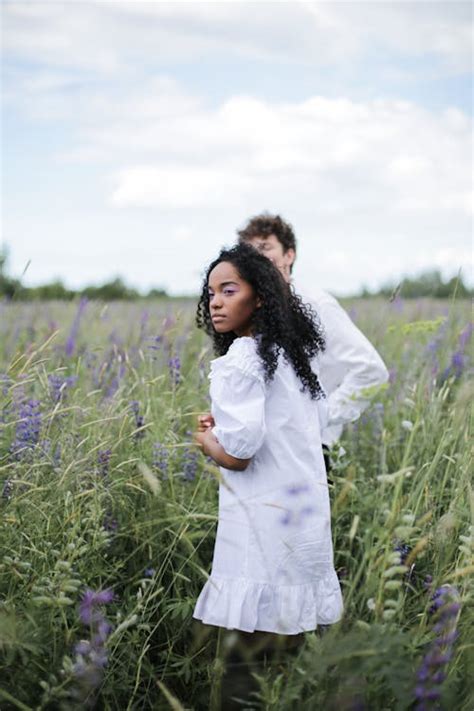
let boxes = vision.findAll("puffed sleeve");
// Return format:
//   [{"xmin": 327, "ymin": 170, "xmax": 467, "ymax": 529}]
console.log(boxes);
[{"xmin": 210, "ymin": 367, "xmax": 266, "ymax": 460}]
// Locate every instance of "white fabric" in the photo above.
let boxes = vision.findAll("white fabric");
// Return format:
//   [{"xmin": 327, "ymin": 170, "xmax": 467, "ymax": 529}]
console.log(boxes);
[
  {"xmin": 298, "ymin": 286, "xmax": 389, "ymax": 446},
  {"xmin": 193, "ymin": 337, "xmax": 343, "ymax": 634}
]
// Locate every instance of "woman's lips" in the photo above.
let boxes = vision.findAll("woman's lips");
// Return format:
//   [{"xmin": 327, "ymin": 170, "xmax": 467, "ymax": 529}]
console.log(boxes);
[{"xmin": 212, "ymin": 315, "xmax": 226, "ymax": 322}]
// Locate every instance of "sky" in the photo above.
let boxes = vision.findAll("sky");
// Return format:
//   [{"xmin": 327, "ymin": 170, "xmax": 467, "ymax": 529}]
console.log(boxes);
[{"xmin": 1, "ymin": 0, "xmax": 472, "ymax": 297}]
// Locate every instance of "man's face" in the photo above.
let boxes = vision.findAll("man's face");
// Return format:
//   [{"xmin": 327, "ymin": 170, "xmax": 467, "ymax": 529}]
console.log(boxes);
[{"xmin": 245, "ymin": 234, "xmax": 295, "ymax": 283}]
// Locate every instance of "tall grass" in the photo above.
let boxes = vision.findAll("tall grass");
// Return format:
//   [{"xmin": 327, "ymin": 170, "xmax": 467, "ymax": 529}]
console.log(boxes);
[{"xmin": 0, "ymin": 297, "xmax": 472, "ymax": 710}]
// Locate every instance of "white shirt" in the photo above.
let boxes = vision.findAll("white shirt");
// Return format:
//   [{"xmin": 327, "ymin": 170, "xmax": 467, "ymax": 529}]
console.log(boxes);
[
  {"xmin": 193, "ymin": 337, "xmax": 343, "ymax": 634},
  {"xmin": 297, "ymin": 286, "xmax": 389, "ymax": 446}
]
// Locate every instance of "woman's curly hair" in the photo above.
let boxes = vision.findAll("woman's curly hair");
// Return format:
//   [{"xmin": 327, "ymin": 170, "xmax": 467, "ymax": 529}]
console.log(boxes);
[{"xmin": 196, "ymin": 243, "xmax": 326, "ymax": 399}]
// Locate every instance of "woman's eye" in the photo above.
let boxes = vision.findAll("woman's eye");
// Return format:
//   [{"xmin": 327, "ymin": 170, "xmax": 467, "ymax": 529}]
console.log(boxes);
[{"xmin": 223, "ymin": 289, "xmax": 236, "ymax": 295}]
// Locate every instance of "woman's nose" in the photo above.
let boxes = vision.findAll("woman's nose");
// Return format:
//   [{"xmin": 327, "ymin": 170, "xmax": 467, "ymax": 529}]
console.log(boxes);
[{"xmin": 210, "ymin": 295, "xmax": 223, "ymax": 309}]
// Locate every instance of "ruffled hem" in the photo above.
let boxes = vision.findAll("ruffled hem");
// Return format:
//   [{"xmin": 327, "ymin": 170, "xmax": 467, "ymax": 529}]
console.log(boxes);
[{"xmin": 193, "ymin": 573, "xmax": 343, "ymax": 635}]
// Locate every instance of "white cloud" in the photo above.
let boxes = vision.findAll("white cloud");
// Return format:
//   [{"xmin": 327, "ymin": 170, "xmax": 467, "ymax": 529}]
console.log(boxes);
[
  {"xmin": 2, "ymin": 0, "xmax": 471, "ymax": 74},
  {"xmin": 110, "ymin": 166, "xmax": 253, "ymax": 209},
  {"xmin": 99, "ymin": 92, "xmax": 471, "ymax": 224},
  {"xmin": 301, "ymin": 1, "xmax": 472, "ymax": 72}
]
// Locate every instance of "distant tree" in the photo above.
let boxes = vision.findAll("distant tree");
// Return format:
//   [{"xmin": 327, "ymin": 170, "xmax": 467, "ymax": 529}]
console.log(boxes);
[
  {"xmin": 0, "ymin": 246, "xmax": 23, "ymax": 299},
  {"xmin": 436, "ymin": 275, "xmax": 471, "ymax": 299},
  {"xmin": 0, "ymin": 246, "xmax": 172, "ymax": 300},
  {"xmin": 376, "ymin": 270, "xmax": 472, "ymax": 299},
  {"xmin": 28, "ymin": 280, "xmax": 75, "ymax": 300},
  {"xmin": 80, "ymin": 277, "xmax": 140, "ymax": 301},
  {"xmin": 146, "ymin": 287, "xmax": 168, "ymax": 299}
]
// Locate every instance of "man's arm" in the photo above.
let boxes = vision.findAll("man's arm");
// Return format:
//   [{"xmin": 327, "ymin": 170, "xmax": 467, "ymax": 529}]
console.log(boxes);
[{"xmin": 316, "ymin": 299, "xmax": 389, "ymax": 427}]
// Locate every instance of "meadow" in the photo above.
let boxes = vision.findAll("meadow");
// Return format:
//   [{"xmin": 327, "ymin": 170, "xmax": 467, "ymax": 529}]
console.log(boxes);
[{"xmin": 0, "ymin": 295, "xmax": 472, "ymax": 710}]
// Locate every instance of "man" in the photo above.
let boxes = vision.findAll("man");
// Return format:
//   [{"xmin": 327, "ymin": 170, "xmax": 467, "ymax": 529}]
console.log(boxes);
[{"xmin": 237, "ymin": 213, "xmax": 389, "ymax": 459}]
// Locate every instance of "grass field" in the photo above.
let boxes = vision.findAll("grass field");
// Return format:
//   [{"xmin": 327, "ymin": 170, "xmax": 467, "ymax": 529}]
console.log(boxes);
[{"xmin": 0, "ymin": 296, "xmax": 472, "ymax": 710}]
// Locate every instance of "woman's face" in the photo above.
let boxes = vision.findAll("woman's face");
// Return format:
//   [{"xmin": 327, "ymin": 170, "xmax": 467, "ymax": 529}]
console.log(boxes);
[{"xmin": 207, "ymin": 261, "xmax": 260, "ymax": 337}]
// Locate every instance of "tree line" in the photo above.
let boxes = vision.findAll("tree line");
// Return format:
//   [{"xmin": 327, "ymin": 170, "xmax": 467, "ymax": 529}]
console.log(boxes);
[
  {"xmin": 361, "ymin": 270, "xmax": 472, "ymax": 300},
  {"xmin": 0, "ymin": 249, "xmax": 471, "ymax": 301},
  {"xmin": 0, "ymin": 250, "xmax": 168, "ymax": 301}
]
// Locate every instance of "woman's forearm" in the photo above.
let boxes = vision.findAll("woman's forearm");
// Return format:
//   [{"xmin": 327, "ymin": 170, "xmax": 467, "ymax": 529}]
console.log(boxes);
[{"xmin": 202, "ymin": 431, "xmax": 250, "ymax": 471}]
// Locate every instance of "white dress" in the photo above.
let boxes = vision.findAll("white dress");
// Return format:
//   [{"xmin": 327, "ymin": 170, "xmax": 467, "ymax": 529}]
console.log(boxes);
[{"xmin": 193, "ymin": 337, "xmax": 343, "ymax": 634}]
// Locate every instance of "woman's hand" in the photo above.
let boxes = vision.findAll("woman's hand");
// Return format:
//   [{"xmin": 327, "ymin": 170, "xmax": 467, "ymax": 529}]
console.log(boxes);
[
  {"xmin": 193, "ymin": 429, "xmax": 214, "ymax": 451},
  {"xmin": 197, "ymin": 413, "xmax": 215, "ymax": 432}
]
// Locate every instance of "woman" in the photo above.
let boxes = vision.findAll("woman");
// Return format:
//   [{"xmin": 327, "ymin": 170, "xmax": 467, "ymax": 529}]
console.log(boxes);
[{"xmin": 193, "ymin": 243, "xmax": 343, "ymax": 635}]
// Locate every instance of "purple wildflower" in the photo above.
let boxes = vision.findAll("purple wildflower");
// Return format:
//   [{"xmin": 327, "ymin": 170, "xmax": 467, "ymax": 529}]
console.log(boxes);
[
  {"xmin": 108, "ymin": 329, "xmax": 120, "ymax": 345},
  {"xmin": 458, "ymin": 322, "xmax": 473, "ymax": 350},
  {"xmin": 48, "ymin": 373, "xmax": 78, "ymax": 404},
  {"xmin": 2, "ymin": 479, "xmax": 13, "ymax": 500},
  {"xmin": 65, "ymin": 297, "xmax": 88, "ymax": 357},
  {"xmin": 426, "ymin": 319, "xmax": 449, "ymax": 378},
  {"xmin": 102, "ymin": 513, "xmax": 118, "ymax": 534},
  {"xmin": 182, "ymin": 446, "xmax": 199, "ymax": 481},
  {"xmin": 423, "ymin": 575, "xmax": 433, "ymax": 591},
  {"xmin": 41, "ymin": 438, "xmax": 62, "ymax": 467},
  {"xmin": 388, "ymin": 367, "xmax": 397, "ymax": 385},
  {"xmin": 441, "ymin": 350, "xmax": 466, "ymax": 381},
  {"xmin": 369, "ymin": 402, "xmax": 384, "ymax": 436},
  {"xmin": 11, "ymin": 399, "xmax": 42, "ymax": 460},
  {"xmin": 79, "ymin": 588, "xmax": 114, "ymax": 625},
  {"xmin": 153, "ymin": 442, "xmax": 169, "ymax": 477},
  {"xmin": 0, "ymin": 373, "xmax": 12, "ymax": 397},
  {"xmin": 439, "ymin": 321, "xmax": 473, "ymax": 382},
  {"xmin": 147, "ymin": 335, "xmax": 163, "ymax": 360},
  {"xmin": 414, "ymin": 585, "xmax": 461, "ymax": 710},
  {"xmin": 392, "ymin": 294, "xmax": 404, "ymax": 313},
  {"xmin": 93, "ymin": 619, "xmax": 112, "ymax": 646},
  {"xmin": 451, "ymin": 351, "xmax": 465, "ymax": 377},
  {"xmin": 130, "ymin": 401, "xmax": 145, "ymax": 439},
  {"xmin": 104, "ymin": 362, "xmax": 126, "ymax": 398},
  {"xmin": 394, "ymin": 541, "xmax": 415, "ymax": 580},
  {"xmin": 144, "ymin": 567, "xmax": 156, "ymax": 578},
  {"xmin": 0, "ymin": 377, "xmax": 12, "ymax": 450},
  {"xmin": 163, "ymin": 315, "xmax": 175, "ymax": 330},
  {"xmin": 97, "ymin": 449, "xmax": 112, "ymax": 477},
  {"xmin": 72, "ymin": 587, "xmax": 114, "ymax": 706},
  {"xmin": 168, "ymin": 356, "xmax": 181, "ymax": 386},
  {"xmin": 427, "ymin": 338, "xmax": 441, "ymax": 355},
  {"xmin": 394, "ymin": 541, "xmax": 411, "ymax": 564},
  {"xmin": 138, "ymin": 309, "xmax": 149, "ymax": 342}
]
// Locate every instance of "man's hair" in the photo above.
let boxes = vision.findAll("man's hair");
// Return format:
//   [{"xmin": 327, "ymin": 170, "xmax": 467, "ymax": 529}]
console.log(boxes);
[{"xmin": 237, "ymin": 213, "xmax": 297, "ymax": 254}]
